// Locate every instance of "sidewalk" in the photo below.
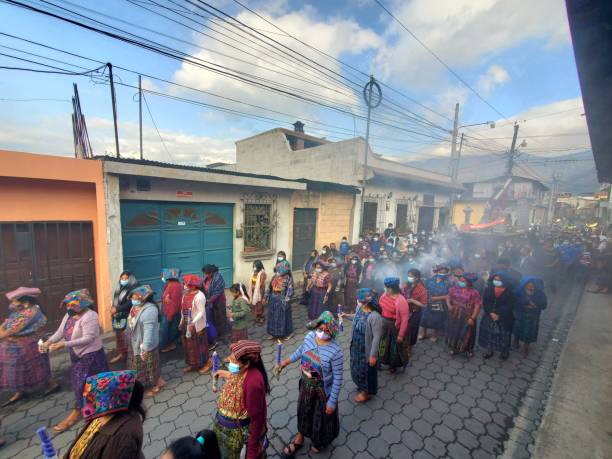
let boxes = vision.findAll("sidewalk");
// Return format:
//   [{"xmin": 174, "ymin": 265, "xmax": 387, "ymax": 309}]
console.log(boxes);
[{"xmin": 532, "ymin": 290, "xmax": 612, "ymax": 459}]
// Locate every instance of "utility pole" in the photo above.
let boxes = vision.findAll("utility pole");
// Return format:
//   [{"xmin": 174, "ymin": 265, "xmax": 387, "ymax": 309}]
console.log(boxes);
[
  {"xmin": 359, "ymin": 76, "xmax": 382, "ymax": 234},
  {"xmin": 138, "ymin": 75, "xmax": 143, "ymax": 160},
  {"xmin": 107, "ymin": 63, "xmax": 120, "ymax": 158},
  {"xmin": 547, "ymin": 174, "xmax": 560, "ymax": 225},
  {"xmin": 449, "ymin": 103, "xmax": 460, "ymax": 176},
  {"xmin": 506, "ymin": 122, "xmax": 519, "ymax": 177},
  {"xmin": 452, "ymin": 133, "xmax": 464, "ymax": 182}
]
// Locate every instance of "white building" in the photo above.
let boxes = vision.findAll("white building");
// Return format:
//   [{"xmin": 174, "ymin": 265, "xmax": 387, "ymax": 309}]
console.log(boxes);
[{"xmin": 218, "ymin": 123, "xmax": 459, "ymax": 240}]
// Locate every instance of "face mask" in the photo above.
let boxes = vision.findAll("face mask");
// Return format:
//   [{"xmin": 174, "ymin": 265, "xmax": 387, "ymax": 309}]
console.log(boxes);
[
  {"xmin": 438, "ymin": 273, "xmax": 448, "ymax": 278},
  {"xmin": 161, "ymin": 277, "xmax": 166, "ymax": 283},
  {"xmin": 132, "ymin": 299, "xmax": 142, "ymax": 307},
  {"xmin": 408, "ymin": 258, "xmax": 415, "ymax": 263},
  {"xmin": 228, "ymin": 362, "xmax": 241, "ymax": 374},
  {"xmin": 474, "ymin": 254, "xmax": 481, "ymax": 259},
  {"xmin": 315, "ymin": 330, "xmax": 331, "ymax": 340},
  {"xmin": 457, "ymin": 281, "xmax": 467, "ymax": 288},
  {"xmin": 253, "ymin": 267, "xmax": 257, "ymax": 272},
  {"xmin": 351, "ymin": 260, "xmax": 357, "ymax": 264},
  {"xmin": 330, "ymin": 263, "xmax": 337, "ymax": 268},
  {"xmin": 373, "ymin": 238, "xmax": 379, "ymax": 242},
  {"xmin": 277, "ymin": 256, "xmax": 284, "ymax": 261},
  {"xmin": 342, "ymin": 239, "xmax": 347, "ymax": 242},
  {"xmin": 67, "ymin": 309, "xmax": 78, "ymax": 316},
  {"xmin": 407, "ymin": 276, "xmax": 415, "ymax": 284},
  {"xmin": 120, "ymin": 279, "xmax": 129, "ymax": 287},
  {"xmin": 493, "ymin": 280, "xmax": 503, "ymax": 287},
  {"xmin": 315, "ymin": 268, "xmax": 323, "ymax": 273}
]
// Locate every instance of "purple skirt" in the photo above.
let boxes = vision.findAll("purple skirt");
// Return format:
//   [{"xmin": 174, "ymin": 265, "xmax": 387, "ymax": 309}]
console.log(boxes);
[
  {"xmin": 69, "ymin": 348, "xmax": 109, "ymax": 409},
  {"xmin": 308, "ymin": 286, "xmax": 330, "ymax": 320},
  {"xmin": 0, "ymin": 335, "xmax": 51, "ymax": 392}
]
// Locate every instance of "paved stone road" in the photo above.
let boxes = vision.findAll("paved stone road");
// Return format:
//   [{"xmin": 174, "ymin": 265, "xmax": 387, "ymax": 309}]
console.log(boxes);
[{"xmin": 0, "ymin": 280, "xmax": 581, "ymax": 459}]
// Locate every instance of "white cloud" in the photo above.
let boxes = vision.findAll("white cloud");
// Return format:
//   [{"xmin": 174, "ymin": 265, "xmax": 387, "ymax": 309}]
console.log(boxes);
[
  {"xmin": 0, "ymin": 114, "xmax": 235, "ymax": 165},
  {"xmin": 478, "ymin": 64, "xmax": 510, "ymax": 95},
  {"xmin": 374, "ymin": 0, "xmax": 570, "ymax": 89},
  {"xmin": 171, "ymin": 6, "xmax": 383, "ymax": 120}
]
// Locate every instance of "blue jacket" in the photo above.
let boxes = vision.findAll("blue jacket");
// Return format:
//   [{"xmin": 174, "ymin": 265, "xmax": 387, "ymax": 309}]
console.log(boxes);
[{"xmin": 128, "ymin": 302, "xmax": 160, "ymax": 355}]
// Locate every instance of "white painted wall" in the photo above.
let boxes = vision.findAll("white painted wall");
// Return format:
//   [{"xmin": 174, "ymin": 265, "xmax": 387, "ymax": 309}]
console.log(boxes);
[{"xmin": 105, "ymin": 173, "xmax": 296, "ymax": 289}]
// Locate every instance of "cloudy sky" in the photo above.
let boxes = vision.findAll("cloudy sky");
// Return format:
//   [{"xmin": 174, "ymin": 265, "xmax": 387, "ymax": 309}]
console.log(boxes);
[{"xmin": 0, "ymin": 0, "xmax": 592, "ymax": 182}]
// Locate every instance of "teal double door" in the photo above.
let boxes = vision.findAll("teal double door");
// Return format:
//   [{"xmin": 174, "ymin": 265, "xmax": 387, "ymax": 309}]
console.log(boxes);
[{"xmin": 120, "ymin": 200, "xmax": 233, "ymax": 298}]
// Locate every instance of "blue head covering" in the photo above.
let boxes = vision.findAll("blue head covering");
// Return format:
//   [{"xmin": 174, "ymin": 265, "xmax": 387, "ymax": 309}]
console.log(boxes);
[
  {"xmin": 515, "ymin": 276, "xmax": 546, "ymax": 306},
  {"xmin": 357, "ymin": 288, "xmax": 373, "ymax": 302},
  {"xmin": 162, "ymin": 268, "xmax": 181, "ymax": 281},
  {"xmin": 383, "ymin": 277, "xmax": 400, "ymax": 288}
]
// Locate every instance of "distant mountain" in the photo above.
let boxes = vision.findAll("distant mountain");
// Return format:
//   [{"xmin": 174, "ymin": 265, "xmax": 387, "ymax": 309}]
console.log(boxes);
[{"xmin": 404, "ymin": 151, "xmax": 600, "ymax": 194}]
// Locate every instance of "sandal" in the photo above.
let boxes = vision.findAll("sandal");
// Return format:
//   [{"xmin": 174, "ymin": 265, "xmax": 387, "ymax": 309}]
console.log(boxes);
[
  {"xmin": 44, "ymin": 382, "xmax": 61, "ymax": 397},
  {"xmin": 282, "ymin": 441, "xmax": 304, "ymax": 458},
  {"xmin": 1, "ymin": 392, "xmax": 25, "ymax": 407}
]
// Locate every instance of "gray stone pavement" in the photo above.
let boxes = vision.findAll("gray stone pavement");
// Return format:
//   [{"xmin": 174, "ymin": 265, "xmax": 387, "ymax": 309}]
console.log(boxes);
[{"xmin": 0, "ymin": 280, "xmax": 582, "ymax": 459}]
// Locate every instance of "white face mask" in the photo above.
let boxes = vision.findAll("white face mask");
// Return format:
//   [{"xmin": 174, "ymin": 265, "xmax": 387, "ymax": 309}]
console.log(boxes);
[
  {"xmin": 369, "ymin": 258, "xmax": 375, "ymax": 262},
  {"xmin": 277, "ymin": 256, "xmax": 284, "ymax": 261},
  {"xmin": 315, "ymin": 268, "xmax": 323, "ymax": 273},
  {"xmin": 407, "ymin": 276, "xmax": 415, "ymax": 283},
  {"xmin": 330, "ymin": 263, "xmax": 337, "ymax": 268},
  {"xmin": 351, "ymin": 260, "xmax": 357, "ymax": 264},
  {"xmin": 373, "ymin": 237, "xmax": 379, "ymax": 241},
  {"xmin": 315, "ymin": 330, "xmax": 331, "ymax": 340}
]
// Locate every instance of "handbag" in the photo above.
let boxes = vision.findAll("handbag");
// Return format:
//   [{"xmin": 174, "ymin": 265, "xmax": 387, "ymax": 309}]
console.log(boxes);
[{"xmin": 112, "ymin": 316, "xmax": 127, "ymax": 331}]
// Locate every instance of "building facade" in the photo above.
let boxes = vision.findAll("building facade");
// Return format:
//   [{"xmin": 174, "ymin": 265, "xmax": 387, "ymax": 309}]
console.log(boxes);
[
  {"xmin": 0, "ymin": 150, "xmax": 111, "ymax": 331},
  {"xmin": 219, "ymin": 124, "xmax": 458, "ymax": 240}
]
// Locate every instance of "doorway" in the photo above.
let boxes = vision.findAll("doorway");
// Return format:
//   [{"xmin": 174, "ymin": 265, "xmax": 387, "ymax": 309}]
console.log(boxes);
[
  {"xmin": 418, "ymin": 207, "xmax": 435, "ymax": 233},
  {"xmin": 292, "ymin": 208, "xmax": 317, "ymax": 270}
]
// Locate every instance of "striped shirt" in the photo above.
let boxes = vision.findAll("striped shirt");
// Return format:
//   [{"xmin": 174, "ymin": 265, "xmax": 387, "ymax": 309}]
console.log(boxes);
[{"xmin": 290, "ymin": 332, "xmax": 344, "ymax": 409}]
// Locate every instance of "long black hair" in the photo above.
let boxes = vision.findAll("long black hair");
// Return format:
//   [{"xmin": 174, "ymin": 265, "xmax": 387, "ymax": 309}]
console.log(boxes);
[
  {"xmin": 229, "ymin": 283, "xmax": 250, "ymax": 302},
  {"xmin": 129, "ymin": 380, "xmax": 146, "ymax": 421},
  {"xmin": 239, "ymin": 353, "xmax": 271, "ymax": 394},
  {"xmin": 253, "ymin": 260, "xmax": 264, "ymax": 272},
  {"xmin": 165, "ymin": 430, "xmax": 221, "ymax": 459}
]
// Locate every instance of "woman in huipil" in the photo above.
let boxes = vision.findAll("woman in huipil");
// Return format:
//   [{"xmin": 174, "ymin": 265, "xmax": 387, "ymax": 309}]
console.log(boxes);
[
  {"xmin": 343, "ymin": 288, "xmax": 383, "ymax": 403},
  {"xmin": 445, "ymin": 273, "xmax": 481, "ymax": 357},
  {"xmin": 249, "ymin": 261, "xmax": 266, "ymax": 325},
  {"xmin": 203, "ymin": 264, "xmax": 227, "ymax": 344},
  {"xmin": 44, "ymin": 289, "xmax": 109, "ymax": 433},
  {"xmin": 64, "ymin": 370, "xmax": 146, "ymax": 459},
  {"xmin": 326, "ymin": 257, "xmax": 344, "ymax": 313},
  {"xmin": 180, "ymin": 274, "xmax": 212, "ymax": 375},
  {"xmin": 513, "ymin": 277, "xmax": 547, "ymax": 356},
  {"xmin": 160, "ymin": 268, "xmax": 182, "ymax": 353},
  {"xmin": 378, "ymin": 277, "xmax": 410, "ymax": 373},
  {"xmin": 360, "ymin": 256, "xmax": 376, "ymax": 290},
  {"xmin": 306, "ymin": 261, "xmax": 332, "ymax": 320},
  {"xmin": 401, "ymin": 269, "xmax": 428, "ymax": 359},
  {"xmin": 266, "ymin": 258, "xmax": 294, "ymax": 340},
  {"xmin": 0, "ymin": 287, "xmax": 59, "ymax": 406},
  {"xmin": 227, "ymin": 283, "xmax": 251, "ymax": 343},
  {"xmin": 479, "ymin": 273, "xmax": 515, "ymax": 360},
  {"xmin": 127, "ymin": 285, "xmax": 165, "ymax": 397},
  {"xmin": 110, "ymin": 271, "xmax": 138, "ymax": 364},
  {"xmin": 420, "ymin": 265, "xmax": 451, "ymax": 342},
  {"xmin": 278, "ymin": 312, "xmax": 343, "ymax": 457},
  {"xmin": 213, "ymin": 341, "xmax": 269, "ymax": 459},
  {"xmin": 343, "ymin": 255, "xmax": 362, "ymax": 313}
]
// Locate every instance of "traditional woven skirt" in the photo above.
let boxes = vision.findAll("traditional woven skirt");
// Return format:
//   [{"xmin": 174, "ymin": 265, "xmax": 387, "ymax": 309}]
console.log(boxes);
[
  {"xmin": 160, "ymin": 314, "xmax": 181, "ymax": 349},
  {"xmin": 308, "ymin": 286, "xmax": 330, "ymax": 320},
  {"xmin": 445, "ymin": 308, "xmax": 475, "ymax": 354},
  {"xmin": 114, "ymin": 329, "xmax": 129, "ymax": 355},
  {"xmin": 0, "ymin": 335, "xmax": 51, "ymax": 392},
  {"xmin": 379, "ymin": 317, "xmax": 409, "ymax": 370},
  {"xmin": 231, "ymin": 327, "xmax": 249, "ymax": 343},
  {"xmin": 296, "ymin": 375, "xmax": 339, "ymax": 449},
  {"xmin": 213, "ymin": 413, "xmax": 254, "ymax": 459},
  {"xmin": 251, "ymin": 300, "xmax": 265, "ymax": 318},
  {"xmin": 343, "ymin": 277, "xmax": 359, "ymax": 313},
  {"xmin": 182, "ymin": 329, "xmax": 209, "ymax": 368},
  {"xmin": 129, "ymin": 347, "xmax": 161, "ymax": 388},
  {"xmin": 478, "ymin": 316, "xmax": 511, "ymax": 353},
  {"xmin": 513, "ymin": 310, "xmax": 541, "ymax": 343},
  {"xmin": 266, "ymin": 294, "xmax": 293, "ymax": 339},
  {"xmin": 350, "ymin": 333, "xmax": 377, "ymax": 395},
  {"xmin": 69, "ymin": 348, "xmax": 109, "ymax": 409},
  {"xmin": 420, "ymin": 302, "xmax": 447, "ymax": 331},
  {"xmin": 212, "ymin": 295, "xmax": 228, "ymax": 339},
  {"xmin": 407, "ymin": 307, "xmax": 423, "ymax": 346}
]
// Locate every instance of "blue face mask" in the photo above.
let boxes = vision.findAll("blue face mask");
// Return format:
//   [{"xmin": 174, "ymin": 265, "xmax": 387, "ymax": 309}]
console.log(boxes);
[
  {"xmin": 457, "ymin": 281, "xmax": 467, "ymax": 288},
  {"xmin": 131, "ymin": 299, "xmax": 142, "ymax": 307},
  {"xmin": 120, "ymin": 279, "xmax": 129, "ymax": 287},
  {"xmin": 493, "ymin": 280, "xmax": 503, "ymax": 287},
  {"xmin": 437, "ymin": 273, "xmax": 448, "ymax": 278},
  {"xmin": 228, "ymin": 362, "xmax": 241, "ymax": 374}
]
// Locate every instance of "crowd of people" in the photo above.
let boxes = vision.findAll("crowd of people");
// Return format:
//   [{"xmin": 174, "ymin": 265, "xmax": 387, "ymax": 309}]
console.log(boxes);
[{"xmin": 0, "ymin": 222, "xmax": 606, "ymax": 458}]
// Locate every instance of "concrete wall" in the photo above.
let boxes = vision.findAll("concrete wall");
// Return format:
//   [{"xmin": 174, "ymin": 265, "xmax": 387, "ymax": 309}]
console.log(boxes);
[
  {"xmin": 289, "ymin": 190, "xmax": 355, "ymax": 253},
  {"xmin": 0, "ymin": 150, "xmax": 111, "ymax": 329},
  {"xmin": 452, "ymin": 201, "xmax": 487, "ymax": 226},
  {"xmin": 105, "ymin": 174, "xmax": 295, "ymax": 290}
]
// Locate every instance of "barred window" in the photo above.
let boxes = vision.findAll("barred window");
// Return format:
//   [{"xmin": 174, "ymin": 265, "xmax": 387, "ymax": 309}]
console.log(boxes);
[{"xmin": 244, "ymin": 203, "xmax": 273, "ymax": 252}]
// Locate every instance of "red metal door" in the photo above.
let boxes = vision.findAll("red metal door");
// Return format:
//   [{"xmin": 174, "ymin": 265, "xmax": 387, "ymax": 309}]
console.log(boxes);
[{"xmin": 0, "ymin": 222, "xmax": 96, "ymax": 331}]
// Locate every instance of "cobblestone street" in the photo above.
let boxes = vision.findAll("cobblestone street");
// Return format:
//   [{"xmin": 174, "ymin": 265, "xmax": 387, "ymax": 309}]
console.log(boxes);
[{"xmin": 0, "ymin": 281, "xmax": 581, "ymax": 459}]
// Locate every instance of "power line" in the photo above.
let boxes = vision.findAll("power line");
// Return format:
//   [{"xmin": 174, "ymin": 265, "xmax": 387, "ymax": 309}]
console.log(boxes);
[{"xmin": 141, "ymin": 90, "xmax": 175, "ymax": 162}]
